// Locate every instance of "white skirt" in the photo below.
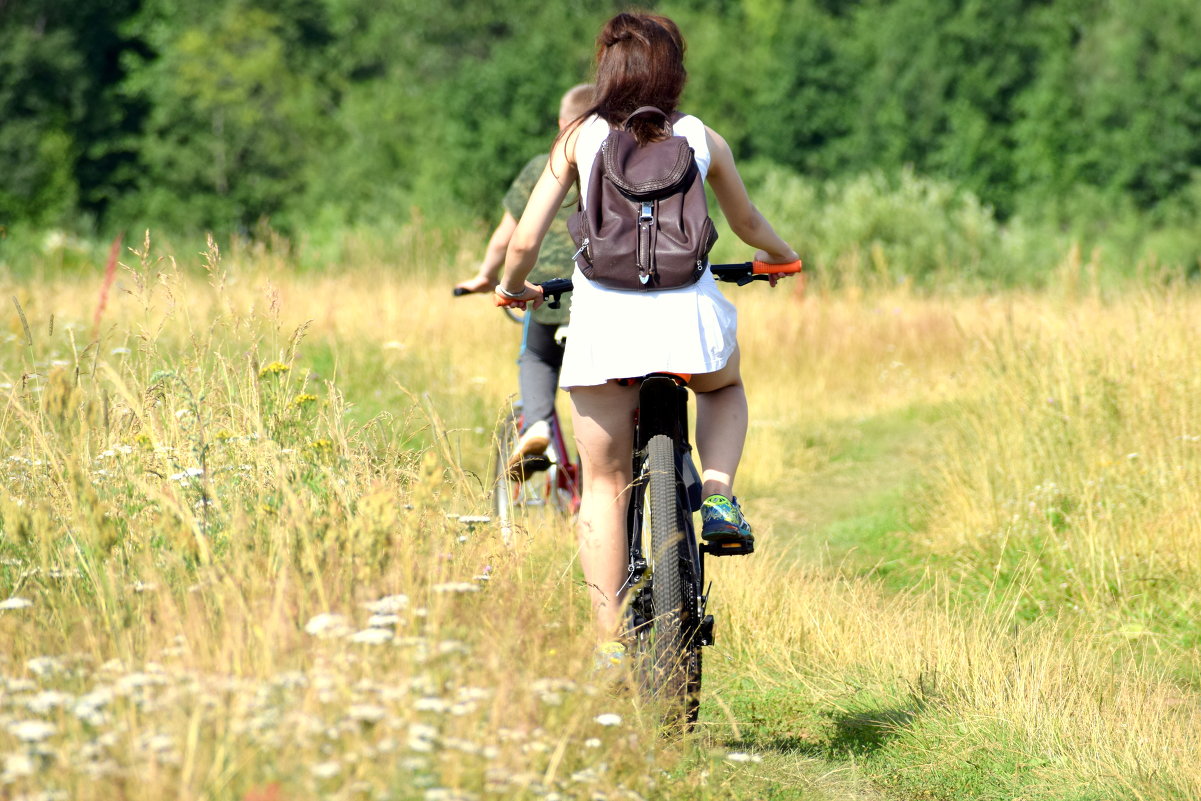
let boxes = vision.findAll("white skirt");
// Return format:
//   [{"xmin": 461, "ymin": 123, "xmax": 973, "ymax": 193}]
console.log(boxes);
[{"xmin": 558, "ymin": 267, "xmax": 738, "ymax": 390}]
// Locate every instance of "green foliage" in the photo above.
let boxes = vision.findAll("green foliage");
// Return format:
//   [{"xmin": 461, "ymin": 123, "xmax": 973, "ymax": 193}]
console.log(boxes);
[{"xmin": 4, "ymin": 0, "xmax": 1201, "ymax": 279}]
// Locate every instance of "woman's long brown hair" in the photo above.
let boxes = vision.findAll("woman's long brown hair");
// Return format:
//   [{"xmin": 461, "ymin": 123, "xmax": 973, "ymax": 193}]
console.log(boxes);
[{"xmin": 585, "ymin": 12, "xmax": 687, "ymax": 145}]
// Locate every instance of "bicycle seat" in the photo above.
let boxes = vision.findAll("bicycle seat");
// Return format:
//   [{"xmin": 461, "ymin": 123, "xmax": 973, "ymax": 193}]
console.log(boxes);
[{"xmin": 616, "ymin": 372, "xmax": 692, "ymax": 387}]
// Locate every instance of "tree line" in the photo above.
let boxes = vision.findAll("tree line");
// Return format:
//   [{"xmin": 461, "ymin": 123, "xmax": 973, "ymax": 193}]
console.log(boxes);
[{"xmin": 3, "ymin": 0, "xmax": 1200, "ymax": 238}]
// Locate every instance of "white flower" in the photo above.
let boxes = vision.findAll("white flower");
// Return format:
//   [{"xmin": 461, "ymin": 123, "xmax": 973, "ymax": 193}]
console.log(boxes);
[
  {"xmin": 311, "ymin": 761, "xmax": 341, "ymax": 779},
  {"xmin": 593, "ymin": 713, "xmax": 622, "ymax": 727},
  {"xmin": 362, "ymin": 594, "xmax": 410, "ymax": 614},
  {"xmin": 0, "ymin": 597, "xmax": 33, "ymax": 610},
  {"xmin": 431, "ymin": 582, "xmax": 479, "ymax": 594},
  {"xmin": 8, "ymin": 719, "xmax": 56, "ymax": 742},
  {"xmin": 584, "ymin": 738, "xmax": 601, "ymax": 748},
  {"xmin": 367, "ymin": 613, "xmax": 400, "ymax": 628},
  {"xmin": 725, "ymin": 751, "xmax": 763, "ymax": 763},
  {"xmin": 115, "ymin": 672, "xmax": 168, "ymax": 693},
  {"xmin": 425, "ymin": 790, "xmax": 478, "ymax": 801},
  {"xmin": 26, "ymin": 690, "xmax": 72, "ymax": 714},
  {"xmin": 304, "ymin": 613, "xmax": 350, "ymax": 638},
  {"xmin": 350, "ymin": 627, "xmax": 394, "ymax": 645},
  {"xmin": 414, "ymin": 697, "xmax": 449, "ymax": 713},
  {"xmin": 347, "ymin": 704, "xmax": 386, "ymax": 724},
  {"xmin": 26, "ymin": 656, "xmax": 63, "ymax": 676},
  {"xmin": 408, "ymin": 722, "xmax": 438, "ymax": 752},
  {"xmin": 3, "ymin": 751, "xmax": 36, "ymax": 778}
]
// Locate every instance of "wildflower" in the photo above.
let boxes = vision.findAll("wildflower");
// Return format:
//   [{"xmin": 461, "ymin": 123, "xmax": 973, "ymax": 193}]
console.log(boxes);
[
  {"xmin": 383, "ymin": 341, "xmax": 405, "ymax": 351},
  {"xmin": 26, "ymin": 656, "xmax": 63, "ymax": 676},
  {"xmin": 347, "ymin": 704, "xmax": 386, "ymax": 724},
  {"xmin": 431, "ymin": 582, "xmax": 479, "ymax": 594},
  {"xmin": 311, "ymin": 761, "xmax": 341, "ymax": 779},
  {"xmin": 0, "ymin": 597, "xmax": 33, "ymax": 610},
  {"xmin": 725, "ymin": 752, "xmax": 763, "ymax": 763},
  {"xmin": 367, "ymin": 614, "xmax": 400, "ymax": 628},
  {"xmin": 414, "ymin": 697, "xmax": 450, "ymax": 713},
  {"xmin": 425, "ymin": 790, "xmax": 479, "ymax": 801},
  {"xmin": 115, "ymin": 672, "xmax": 168, "ymax": 693},
  {"xmin": 305, "ymin": 438, "xmax": 333, "ymax": 454},
  {"xmin": 584, "ymin": 738, "xmax": 601, "ymax": 748},
  {"xmin": 3, "ymin": 751, "xmax": 36, "ymax": 778},
  {"xmin": 408, "ymin": 722, "xmax": 438, "ymax": 753},
  {"xmin": 570, "ymin": 767, "xmax": 600, "ymax": 783},
  {"xmin": 291, "ymin": 393, "xmax": 318, "ymax": 408},
  {"xmin": 350, "ymin": 628, "xmax": 393, "ymax": 645},
  {"xmin": 259, "ymin": 361, "xmax": 290, "ymax": 378},
  {"xmin": 593, "ymin": 713, "xmax": 621, "ymax": 727},
  {"xmin": 8, "ymin": 719, "xmax": 56, "ymax": 742},
  {"xmin": 305, "ymin": 613, "xmax": 350, "ymax": 639},
  {"xmin": 26, "ymin": 690, "xmax": 72, "ymax": 714},
  {"xmin": 73, "ymin": 687, "xmax": 114, "ymax": 726},
  {"xmin": 168, "ymin": 467, "xmax": 204, "ymax": 483}
]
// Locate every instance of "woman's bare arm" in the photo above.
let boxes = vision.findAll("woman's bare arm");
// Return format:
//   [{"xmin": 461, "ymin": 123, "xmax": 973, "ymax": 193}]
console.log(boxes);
[
  {"xmin": 499, "ymin": 127, "xmax": 581, "ymax": 296},
  {"xmin": 704, "ymin": 126, "xmax": 798, "ymax": 264}
]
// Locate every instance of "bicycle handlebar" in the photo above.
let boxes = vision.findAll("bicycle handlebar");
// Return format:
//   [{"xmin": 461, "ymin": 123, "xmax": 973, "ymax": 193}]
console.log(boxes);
[{"xmin": 534, "ymin": 260, "xmax": 802, "ymax": 309}]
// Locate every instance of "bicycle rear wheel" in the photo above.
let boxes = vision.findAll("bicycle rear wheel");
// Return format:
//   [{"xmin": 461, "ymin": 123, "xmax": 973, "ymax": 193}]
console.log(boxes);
[
  {"xmin": 642, "ymin": 433, "xmax": 702, "ymax": 726},
  {"xmin": 492, "ymin": 412, "xmax": 521, "ymax": 544}
]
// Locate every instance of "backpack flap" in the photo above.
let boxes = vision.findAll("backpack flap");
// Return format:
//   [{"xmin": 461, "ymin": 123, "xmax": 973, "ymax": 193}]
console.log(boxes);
[{"xmin": 571, "ymin": 110, "xmax": 718, "ymax": 291}]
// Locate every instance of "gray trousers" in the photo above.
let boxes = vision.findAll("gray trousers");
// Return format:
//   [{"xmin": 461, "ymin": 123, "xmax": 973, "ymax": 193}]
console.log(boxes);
[{"xmin": 518, "ymin": 318, "xmax": 565, "ymax": 431}]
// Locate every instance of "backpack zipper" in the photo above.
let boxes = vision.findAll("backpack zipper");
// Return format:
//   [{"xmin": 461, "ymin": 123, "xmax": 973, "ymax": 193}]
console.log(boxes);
[
  {"xmin": 572, "ymin": 238, "xmax": 590, "ymax": 263},
  {"xmin": 638, "ymin": 201, "xmax": 655, "ymax": 285}
]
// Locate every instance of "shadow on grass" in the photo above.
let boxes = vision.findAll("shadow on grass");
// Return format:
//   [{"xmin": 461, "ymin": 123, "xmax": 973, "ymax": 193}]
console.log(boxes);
[{"xmin": 722, "ymin": 705, "xmax": 920, "ymax": 759}]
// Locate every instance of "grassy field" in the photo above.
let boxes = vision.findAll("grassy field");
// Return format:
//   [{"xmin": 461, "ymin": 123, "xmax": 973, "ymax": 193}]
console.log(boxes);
[{"xmin": 1, "ymin": 234, "xmax": 1199, "ymax": 800}]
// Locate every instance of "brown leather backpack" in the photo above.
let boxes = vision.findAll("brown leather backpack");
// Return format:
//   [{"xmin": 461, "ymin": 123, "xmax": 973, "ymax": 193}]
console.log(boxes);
[{"xmin": 567, "ymin": 107, "xmax": 718, "ymax": 291}]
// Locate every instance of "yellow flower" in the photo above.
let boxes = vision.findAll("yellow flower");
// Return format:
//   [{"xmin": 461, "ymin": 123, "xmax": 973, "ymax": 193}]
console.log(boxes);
[
  {"xmin": 259, "ymin": 361, "xmax": 290, "ymax": 378},
  {"xmin": 306, "ymin": 438, "xmax": 333, "ymax": 453},
  {"xmin": 291, "ymin": 393, "xmax": 318, "ymax": 408}
]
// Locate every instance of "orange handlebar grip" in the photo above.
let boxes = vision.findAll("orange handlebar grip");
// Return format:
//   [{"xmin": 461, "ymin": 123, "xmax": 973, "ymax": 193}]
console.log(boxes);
[
  {"xmin": 752, "ymin": 259, "xmax": 802, "ymax": 275},
  {"xmin": 493, "ymin": 294, "xmax": 525, "ymax": 308}
]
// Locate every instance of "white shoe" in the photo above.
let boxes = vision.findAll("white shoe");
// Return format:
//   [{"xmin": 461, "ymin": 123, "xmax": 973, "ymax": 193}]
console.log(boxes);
[{"xmin": 505, "ymin": 420, "xmax": 550, "ymax": 477}]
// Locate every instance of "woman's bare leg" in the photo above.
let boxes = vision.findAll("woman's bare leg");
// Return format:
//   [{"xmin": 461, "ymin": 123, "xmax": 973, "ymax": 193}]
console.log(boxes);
[
  {"xmin": 689, "ymin": 346, "xmax": 747, "ymax": 499},
  {"xmin": 568, "ymin": 380, "xmax": 640, "ymax": 636}
]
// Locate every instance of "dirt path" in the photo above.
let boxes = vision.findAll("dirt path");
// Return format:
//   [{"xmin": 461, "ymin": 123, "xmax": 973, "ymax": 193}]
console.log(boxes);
[{"xmin": 696, "ymin": 405, "xmax": 945, "ymax": 800}]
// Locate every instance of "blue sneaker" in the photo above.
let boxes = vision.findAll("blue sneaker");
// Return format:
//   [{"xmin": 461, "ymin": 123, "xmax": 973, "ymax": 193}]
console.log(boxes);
[
  {"xmin": 593, "ymin": 640, "xmax": 628, "ymax": 672},
  {"xmin": 700, "ymin": 495, "xmax": 754, "ymax": 554}
]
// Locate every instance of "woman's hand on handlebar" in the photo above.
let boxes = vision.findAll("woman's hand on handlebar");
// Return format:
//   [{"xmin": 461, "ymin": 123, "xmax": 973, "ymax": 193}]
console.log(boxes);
[
  {"xmin": 453, "ymin": 273, "xmax": 498, "ymax": 295},
  {"xmin": 754, "ymin": 248, "xmax": 802, "ymax": 288},
  {"xmin": 493, "ymin": 282, "xmax": 544, "ymax": 310}
]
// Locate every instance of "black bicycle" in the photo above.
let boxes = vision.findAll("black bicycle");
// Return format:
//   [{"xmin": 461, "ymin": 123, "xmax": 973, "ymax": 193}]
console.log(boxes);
[{"xmin": 538, "ymin": 259, "xmax": 801, "ymax": 726}]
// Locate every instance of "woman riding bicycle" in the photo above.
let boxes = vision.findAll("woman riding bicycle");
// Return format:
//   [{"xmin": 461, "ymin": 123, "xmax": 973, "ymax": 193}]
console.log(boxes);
[{"xmin": 495, "ymin": 11, "xmax": 800, "ymax": 641}]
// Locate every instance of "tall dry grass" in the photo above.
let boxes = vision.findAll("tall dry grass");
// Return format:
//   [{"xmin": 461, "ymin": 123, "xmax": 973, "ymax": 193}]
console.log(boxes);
[{"xmin": 2, "ymin": 234, "xmax": 1200, "ymax": 799}]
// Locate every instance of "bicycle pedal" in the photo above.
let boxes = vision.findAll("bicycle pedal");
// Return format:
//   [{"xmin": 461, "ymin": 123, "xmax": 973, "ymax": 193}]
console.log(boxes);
[
  {"xmin": 508, "ymin": 454, "xmax": 551, "ymax": 480},
  {"xmin": 701, "ymin": 539, "xmax": 754, "ymax": 557}
]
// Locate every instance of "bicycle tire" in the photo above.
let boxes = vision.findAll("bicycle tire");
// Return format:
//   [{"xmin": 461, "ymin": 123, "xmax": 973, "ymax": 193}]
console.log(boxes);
[
  {"xmin": 492, "ymin": 412, "xmax": 521, "ymax": 544},
  {"xmin": 644, "ymin": 433, "xmax": 702, "ymax": 726}
]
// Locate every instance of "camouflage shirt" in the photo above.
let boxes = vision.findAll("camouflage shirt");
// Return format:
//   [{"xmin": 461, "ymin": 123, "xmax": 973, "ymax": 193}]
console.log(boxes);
[{"xmin": 503, "ymin": 154, "xmax": 576, "ymax": 325}]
